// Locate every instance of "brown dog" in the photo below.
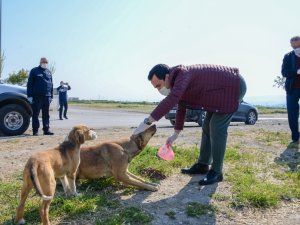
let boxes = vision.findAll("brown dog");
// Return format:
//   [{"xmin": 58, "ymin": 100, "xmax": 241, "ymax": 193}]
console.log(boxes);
[
  {"xmin": 15, "ymin": 125, "xmax": 97, "ymax": 225},
  {"xmin": 77, "ymin": 125, "xmax": 158, "ymax": 191}
]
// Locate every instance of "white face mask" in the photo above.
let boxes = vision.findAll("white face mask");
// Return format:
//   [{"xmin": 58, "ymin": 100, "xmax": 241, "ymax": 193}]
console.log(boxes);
[
  {"xmin": 158, "ymin": 87, "xmax": 170, "ymax": 96},
  {"xmin": 41, "ymin": 63, "xmax": 48, "ymax": 69},
  {"xmin": 294, "ymin": 48, "xmax": 300, "ymax": 57}
]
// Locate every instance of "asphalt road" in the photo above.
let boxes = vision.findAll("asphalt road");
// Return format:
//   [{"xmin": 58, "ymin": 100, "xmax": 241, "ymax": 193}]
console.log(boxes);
[
  {"xmin": 49, "ymin": 107, "xmax": 172, "ymax": 129},
  {"xmin": 48, "ymin": 107, "xmax": 288, "ymax": 129}
]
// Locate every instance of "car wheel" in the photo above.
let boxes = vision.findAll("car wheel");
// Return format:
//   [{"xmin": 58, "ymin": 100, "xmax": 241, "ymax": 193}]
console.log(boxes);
[
  {"xmin": 197, "ymin": 111, "xmax": 206, "ymax": 126},
  {"xmin": 245, "ymin": 110, "xmax": 257, "ymax": 125},
  {"xmin": 170, "ymin": 120, "xmax": 175, "ymax": 126},
  {"xmin": 0, "ymin": 104, "xmax": 31, "ymax": 136}
]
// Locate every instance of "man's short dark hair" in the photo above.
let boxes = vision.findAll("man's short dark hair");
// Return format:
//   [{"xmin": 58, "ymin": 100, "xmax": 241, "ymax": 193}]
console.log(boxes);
[
  {"xmin": 290, "ymin": 36, "xmax": 300, "ymax": 43},
  {"xmin": 148, "ymin": 64, "xmax": 170, "ymax": 80}
]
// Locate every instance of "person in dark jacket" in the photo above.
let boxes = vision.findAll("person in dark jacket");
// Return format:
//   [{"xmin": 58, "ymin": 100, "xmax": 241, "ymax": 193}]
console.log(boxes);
[
  {"xmin": 27, "ymin": 57, "xmax": 54, "ymax": 136},
  {"xmin": 134, "ymin": 64, "xmax": 247, "ymax": 185},
  {"xmin": 57, "ymin": 81, "xmax": 71, "ymax": 120},
  {"xmin": 281, "ymin": 36, "xmax": 300, "ymax": 148}
]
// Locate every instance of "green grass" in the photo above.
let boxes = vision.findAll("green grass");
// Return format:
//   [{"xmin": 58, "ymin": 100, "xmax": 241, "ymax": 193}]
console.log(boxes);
[
  {"xmin": 95, "ymin": 207, "xmax": 153, "ymax": 225},
  {"xmin": 256, "ymin": 106, "xmax": 286, "ymax": 114},
  {"xmin": 128, "ymin": 146, "xmax": 199, "ymax": 179},
  {"xmin": 256, "ymin": 129, "xmax": 290, "ymax": 146},
  {"xmin": 224, "ymin": 147, "xmax": 300, "ymax": 208},
  {"xmin": 211, "ymin": 193, "xmax": 230, "ymax": 201},
  {"xmin": 1, "ymin": 137, "xmax": 300, "ymax": 224},
  {"xmin": 185, "ymin": 202, "xmax": 216, "ymax": 217},
  {"xmin": 69, "ymin": 100, "xmax": 158, "ymax": 113},
  {"xmin": 165, "ymin": 211, "xmax": 176, "ymax": 220}
]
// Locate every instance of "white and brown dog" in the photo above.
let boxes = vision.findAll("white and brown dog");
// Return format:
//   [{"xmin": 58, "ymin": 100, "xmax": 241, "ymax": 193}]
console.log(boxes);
[
  {"xmin": 15, "ymin": 125, "xmax": 97, "ymax": 225},
  {"xmin": 77, "ymin": 125, "xmax": 158, "ymax": 191}
]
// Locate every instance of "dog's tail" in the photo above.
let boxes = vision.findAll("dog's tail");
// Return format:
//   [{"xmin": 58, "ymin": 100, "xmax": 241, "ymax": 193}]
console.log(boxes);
[{"xmin": 29, "ymin": 163, "xmax": 53, "ymax": 201}]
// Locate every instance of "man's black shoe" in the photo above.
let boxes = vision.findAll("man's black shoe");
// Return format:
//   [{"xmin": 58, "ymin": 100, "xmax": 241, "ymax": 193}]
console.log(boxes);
[
  {"xmin": 181, "ymin": 163, "xmax": 209, "ymax": 175},
  {"xmin": 64, "ymin": 116, "xmax": 68, "ymax": 119},
  {"xmin": 198, "ymin": 170, "xmax": 223, "ymax": 185},
  {"xmin": 44, "ymin": 131, "xmax": 54, "ymax": 135},
  {"xmin": 33, "ymin": 132, "xmax": 38, "ymax": 136},
  {"xmin": 59, "ymin": 118, "xmax": 63, "ymax": 120}
]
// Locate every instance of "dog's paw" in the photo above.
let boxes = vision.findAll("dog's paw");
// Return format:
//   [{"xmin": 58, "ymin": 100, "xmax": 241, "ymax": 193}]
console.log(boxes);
[
  {"xmin": 150, "ymin": 182, "xmax": 160, "ymax": 187},
  {"xmin": 148, "ymin": 185, "xmax": 159, "ymax": 192}
]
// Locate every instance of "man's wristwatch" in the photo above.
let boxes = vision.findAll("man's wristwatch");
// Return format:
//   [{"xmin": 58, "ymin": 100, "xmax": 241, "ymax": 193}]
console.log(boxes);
[{"xmin": 144, "ymin": 118, "xmax": 152, "ymax": 125}]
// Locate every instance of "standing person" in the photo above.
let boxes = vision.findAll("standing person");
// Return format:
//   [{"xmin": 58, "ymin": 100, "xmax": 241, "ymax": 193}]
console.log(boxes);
[
  {"xmin": 134, "ymin": 64, "xmax": 247, "ymax": 185},
  {"xmin": 57, "ymin": 81, "xmax": 71, "ymax": 120},
  {"xmin": 281, "ymin": 36, "xmax": 300, "ymax": 148},
  {"xmin": 27, "ymin": 57, "xmax": 54, "ymax": 136}
]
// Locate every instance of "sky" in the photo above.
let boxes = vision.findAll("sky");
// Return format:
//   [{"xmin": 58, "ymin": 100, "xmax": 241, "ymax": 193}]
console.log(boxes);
[{"xmin": 2, "ymin": 0, "xmax": 299, "ymax": 102}]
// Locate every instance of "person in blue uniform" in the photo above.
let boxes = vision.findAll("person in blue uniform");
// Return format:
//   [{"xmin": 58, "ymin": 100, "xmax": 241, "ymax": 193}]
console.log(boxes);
[
  {"xmin": 282, "ymin": 36, "xmax": 300, "ymax": 148},
  {"xmin": 57, "ymin": 81, "xmax": 71, "ymax": 120},
  {"xmin": 27, "ymin": 57, "xmax": 54, "ymax": 136}
]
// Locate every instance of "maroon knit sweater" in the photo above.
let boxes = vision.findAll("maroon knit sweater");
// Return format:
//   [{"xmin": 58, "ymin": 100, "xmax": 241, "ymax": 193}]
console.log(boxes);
[{"xmin": 150, "ymin": 64, "xmax": 241, "ymax": 130}]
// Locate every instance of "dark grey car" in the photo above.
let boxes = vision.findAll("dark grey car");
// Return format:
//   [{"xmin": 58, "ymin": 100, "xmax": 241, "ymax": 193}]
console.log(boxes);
[
  {"xmin": 0, "ymin": 82, "xmax": 32, "ymax": 135},
  {"xmin": 165, "ymin": 101, "xmax": 258, "ymax": 126}
]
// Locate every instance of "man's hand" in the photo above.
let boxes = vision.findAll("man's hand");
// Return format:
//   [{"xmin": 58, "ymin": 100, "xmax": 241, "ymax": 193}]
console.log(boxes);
[
  {"xmin": 297, "ymin": 69, "xmax": 300, "ymax": 75},
  {"xmin": 133, "ymin": 117, "xmax": 155, "ymax": 135},
  {"xmin": 133, "ymin": 121, "xmax": 150, "ymax": 135},
  {"xmin": 27, "ymin": 97, "xmax": 33, "ymax": 104},
  {"xmin": 166, "ymin": 130, "xmax": 181, "ymax": 145}
]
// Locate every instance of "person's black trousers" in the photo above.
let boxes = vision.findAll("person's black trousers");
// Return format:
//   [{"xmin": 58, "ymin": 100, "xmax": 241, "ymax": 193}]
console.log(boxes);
[
  {"xmin": 59, "ymin": 100, "xmax": 68, "ymax": 119},
  {"xmin": 286, "ymin": 89, "xmax": 300, "ymax": 142},
  {"xmin": 31, "ymin": 96, "xmax": 51, "ymax": 133}
]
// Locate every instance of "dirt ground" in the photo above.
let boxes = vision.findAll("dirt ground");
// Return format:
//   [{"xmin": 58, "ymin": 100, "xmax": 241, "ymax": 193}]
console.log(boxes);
[{"xmin": 0, "ymin": 116, "xmax": 299, "ymax": 225}]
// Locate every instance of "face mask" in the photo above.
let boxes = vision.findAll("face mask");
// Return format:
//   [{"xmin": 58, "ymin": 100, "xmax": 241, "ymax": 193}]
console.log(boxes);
[
  {"xmin": 158, "ymin": 87, "xmax": 170, "ymax": 96},
  {"xmin": 41, "ymin": 63, "xmax": 48, "ymax": 69},
  {"xmin": 294, "ymin": 48, "xmax": 300, "ymax": 57}
]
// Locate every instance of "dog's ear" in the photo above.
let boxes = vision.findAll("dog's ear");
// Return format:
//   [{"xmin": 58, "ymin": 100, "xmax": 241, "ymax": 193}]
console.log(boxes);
[{"xmin": 75, "ymin": 130, "xmax": 85, "ymax": 144}]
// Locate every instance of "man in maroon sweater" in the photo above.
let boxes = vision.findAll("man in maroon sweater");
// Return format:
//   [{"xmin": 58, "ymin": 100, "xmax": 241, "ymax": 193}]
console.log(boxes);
[{"xmin": 134, "ymin": 64, "xmax": 247, "ymax": 185}]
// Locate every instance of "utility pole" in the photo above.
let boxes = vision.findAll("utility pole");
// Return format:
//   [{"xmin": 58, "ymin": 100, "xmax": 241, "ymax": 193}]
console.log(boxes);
[
  {"xmin": 0, "ymin": 0, "xmax": 2, "ymax": 79},
  {"xmin": 0, "ymin": 0, "xmax": 2, "ymax": 56}
]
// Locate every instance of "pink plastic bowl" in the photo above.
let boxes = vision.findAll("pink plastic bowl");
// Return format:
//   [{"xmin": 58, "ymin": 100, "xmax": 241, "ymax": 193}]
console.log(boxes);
[{"xmin": 157, "ymin": 144, "xmax": 175, "ymax": 161}]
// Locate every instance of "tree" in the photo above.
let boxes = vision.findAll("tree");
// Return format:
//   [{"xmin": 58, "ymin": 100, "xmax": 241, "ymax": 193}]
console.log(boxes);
[
  {"xmin": 5, "ymin": 69, "xmax": 29, "ymax": 85},
  {"xmin": 49, "ymin": 62, "xmax": 56, "ymax": 74},
  {"xmin": 0, "ymin": 51, "xmax": 5, "ymax": 79},
  {"xmin": 273, "ymin": 75, "xmax": 285, "ymax": 89}
]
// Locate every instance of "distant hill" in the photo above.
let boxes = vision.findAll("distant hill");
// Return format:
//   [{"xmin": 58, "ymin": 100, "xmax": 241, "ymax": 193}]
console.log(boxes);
[{"xmin": 244, "ymin": 95, "xmax": 286, "ymax": 108}]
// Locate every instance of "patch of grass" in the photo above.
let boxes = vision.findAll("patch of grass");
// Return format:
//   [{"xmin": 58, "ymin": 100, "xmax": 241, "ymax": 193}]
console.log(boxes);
[
  {"xmin": 165, "ymin": 211, "xmax": 176, "ymax": 220},
  {"xmin": 78, "ymin": 177, "xmax": 121, "ymax": 192},
  {"xmin": 185, "ymin": 202, "xmax": 216, "ymax": 217},
  {"xmin": 211, "ymin": 193, "xmax": 231, "ymax": 201},
  {"xmin": 224, "ymin": 147, "xmax": 241, "ymax": 161},
  {"xmin": 0, "ymin": 178, "xmax": 121, "ymax": 225},
  {"xmin": 0, "ymin": 179, "xmax": 23, "ymax": 224},
  {"xmin": 226, "ymin": 162, "xmax": 299, "ymax": 208},
  {"xmin": 129, "ymin": 146, "xmax": 199, "ymax": 180},
  {"xmin": 256, "ymin": 130, "xmax": 290, "ymax": 146},
  {"xmin": 95, "ymin": 206, "xmax": 153, "ymax": 225},
  {"xmin": 256, "ymin": 106, "xmax": 286, "ymax": 114},
  {"xmin": 69, "ymin": 100, "xmax": 157, "ymax": 113},
  {"xmin": 5, "ymin": 139, "xmax": 20, "ymax": 144}
]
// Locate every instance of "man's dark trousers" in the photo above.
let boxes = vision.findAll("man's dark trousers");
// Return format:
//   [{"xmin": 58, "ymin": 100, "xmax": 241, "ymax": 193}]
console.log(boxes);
[
  {"xmin": 59, "ymin": 100, "xmax": 68, "ymax": 119},
  {"xmin": 286, "ymin": 89, "xmax": 300, "ymax": 142},
  {"xmin": 32, "ymin": 96, "xmax": 51, "ymax": 133}
]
